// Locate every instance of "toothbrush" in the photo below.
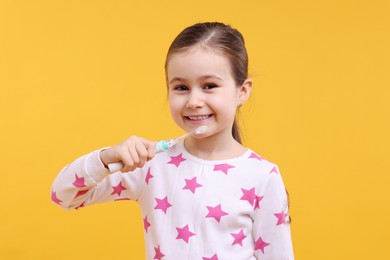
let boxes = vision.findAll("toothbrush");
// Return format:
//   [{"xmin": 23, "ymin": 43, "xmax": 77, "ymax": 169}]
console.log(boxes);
[{"xmin": 107, "ymin": 126, "xmax": 208, "ymax": 173}]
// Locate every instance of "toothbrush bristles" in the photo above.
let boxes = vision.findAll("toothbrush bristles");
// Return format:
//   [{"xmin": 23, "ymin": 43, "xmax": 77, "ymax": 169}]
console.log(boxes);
[{"xmin": 194, "ymin": 126, "xmax": 208, "ymax": 135}]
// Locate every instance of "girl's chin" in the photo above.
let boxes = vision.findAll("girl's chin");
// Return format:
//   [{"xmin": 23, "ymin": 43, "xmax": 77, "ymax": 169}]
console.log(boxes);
[{"xmin": 191, "ymin": 133, "xmax": 208, "ymax": 139}]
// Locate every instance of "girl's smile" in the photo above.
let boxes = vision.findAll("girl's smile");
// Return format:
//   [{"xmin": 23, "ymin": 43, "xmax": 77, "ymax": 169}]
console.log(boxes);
[{"xmin": 185, "ymin": 114, "xmax": 212, "ymax": 123}]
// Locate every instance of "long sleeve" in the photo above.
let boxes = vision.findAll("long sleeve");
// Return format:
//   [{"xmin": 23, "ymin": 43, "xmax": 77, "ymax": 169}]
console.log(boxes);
[
  {"xmin": 252, "ymin": 166, "xmax": 294, "ymax": 259},
  {"xmin": 50, "ymin": 149, "xmax": 147, "ymax": 210}
]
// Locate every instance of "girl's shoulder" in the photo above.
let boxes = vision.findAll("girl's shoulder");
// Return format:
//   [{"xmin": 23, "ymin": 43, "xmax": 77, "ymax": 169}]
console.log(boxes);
[{"xmin": 239, "ymin": 148, "xmax": 280, "ymax": 175}]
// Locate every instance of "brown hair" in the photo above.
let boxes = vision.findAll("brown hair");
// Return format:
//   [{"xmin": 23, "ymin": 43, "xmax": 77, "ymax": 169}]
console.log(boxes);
[{"xmin": 165, "ymin": 22, "xmax": 248, "ymax": 144}]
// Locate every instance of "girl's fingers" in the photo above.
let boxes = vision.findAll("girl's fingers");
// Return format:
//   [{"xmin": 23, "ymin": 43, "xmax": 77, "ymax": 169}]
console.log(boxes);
[
  {"xmin": 135, "ymin": 141, "xmax": 148, "ymax": 168},
  {"xmin": 144, "ymin": 140, "xmax": 156, "ymax": 161},
  {"xmin": 107, "ymin": 136, "xmax": 156, "ymax": 172},
  {"xmin": 118, "ymin": 146, "xmax": 134, "ymax": 172},
  {"xmin": 126, "ymin": 142, "xmax": 140, "ymax": 172}
]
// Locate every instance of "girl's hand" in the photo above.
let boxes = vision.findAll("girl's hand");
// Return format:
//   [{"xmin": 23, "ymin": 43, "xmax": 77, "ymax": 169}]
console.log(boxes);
[{"xmin": 100, "ymin": 136, "xmax": 156, "ymax": 172}]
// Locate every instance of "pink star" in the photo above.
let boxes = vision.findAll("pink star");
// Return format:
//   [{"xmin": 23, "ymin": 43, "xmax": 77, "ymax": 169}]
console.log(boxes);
[
  {"xmin": 254, "ymin": 236, "xmax": 270, "ymax": 254},
  {"xmin": 254, "ymin": 195, "xmax": 264, "ymax": 210},
  {"xmin": 51, "ymin": 190, "xmax": 62, "ymax": 205},
  {"xmin": 249, "ymin": 152, "xmax": 264, "ymax": 161},
  {"xmin": 167, "ymin": 153, "xmax": 186, "ymax": 167},
  {"xmin": 202, "ymin": 254, "xmax": 218, "ymax": 260},
  {"xmin": 269, "ymin": 166, "xmax": 279, "ymax": 174},
  {"xmin": 206, "ymin": 204, "xmax": 228, "ymax": 222},
  {"xmin": 183, "ymin": 177, "xmax": 202, "ymax": 194},
  {"xmin": 75, "ymin": 201, "xmax": 85, "ymax": 210},
  {"xmin": 143, "ymin": 216, "xmax": 151, "ymax": 233},
  {"xmin": 154, "ymin": 196, "xmax": 172, "ymax": 214},
  {"xmin": 111, "ymin": 181, "xmax": 127, "ymax": 196},
  {"xmin": 176, "ymin": 224, "xmax": 196, "ymax": 243},
  {"xmin": 153, "ymin": 246, "xmax": 165, "ymax": 260},
  {"xmin": 145, "ymin": 167, "xmax": 154, "ymax": 184},
  {"xmin": 75, "ymin": 189, "xmax": 89, "ymax": 198},
  {"xmin": 274, "ymin": 211, "xmax": 288, "ymax": 225},
  {"xmin": 231, "ymin": 229, "xmax": 246, "ymax": 246},
  {"xmin": 72, "ymin": 173, "xmax": 86, "ymax": 187},
  {"xmin": 213, "ymin": 163, "xmax": 235, "ymax": 174},
  {"xmin": 240, "ymin": 187, "xmax": 256, "ymax": 206}
]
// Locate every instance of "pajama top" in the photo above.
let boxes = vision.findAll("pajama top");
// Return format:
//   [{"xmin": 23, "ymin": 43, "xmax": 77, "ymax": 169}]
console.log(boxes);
[{"xmin": 51, "ymin": 141, "xmax": 294, "ymax": 260}]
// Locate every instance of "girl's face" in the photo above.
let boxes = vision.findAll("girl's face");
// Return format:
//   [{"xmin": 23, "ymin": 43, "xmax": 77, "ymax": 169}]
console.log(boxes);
[{"xmin": 167, "ymin": 46, "xmax": 251, "ymax": 141}]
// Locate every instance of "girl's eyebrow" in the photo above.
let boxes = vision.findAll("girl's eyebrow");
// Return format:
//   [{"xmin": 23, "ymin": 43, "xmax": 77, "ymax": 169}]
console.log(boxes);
[{"xmin": 169, "ymin": 75, "xmax": 223, "ymax": 84}]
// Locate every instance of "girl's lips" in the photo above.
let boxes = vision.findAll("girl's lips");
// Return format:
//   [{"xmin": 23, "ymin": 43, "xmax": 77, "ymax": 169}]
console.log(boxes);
[
  {"xmin": 186, "ymin": 115, "xmax": 211, "ymax": 121},
  {"xmin": 184, "ymin": 114, "xmax": 213, "ymax": 126}
]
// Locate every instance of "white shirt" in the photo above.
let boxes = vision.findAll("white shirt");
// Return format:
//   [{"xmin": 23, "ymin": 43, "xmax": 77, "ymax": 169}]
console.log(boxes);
[{"xmin": 51, "ymin": 142, "xmax": 294, "ymax": 259}]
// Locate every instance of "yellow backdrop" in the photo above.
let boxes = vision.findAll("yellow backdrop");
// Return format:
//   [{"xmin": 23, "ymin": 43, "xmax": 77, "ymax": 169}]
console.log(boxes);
[{"xmin": 1, "ymin": 0, "xmax": 389, "ymax": 259}]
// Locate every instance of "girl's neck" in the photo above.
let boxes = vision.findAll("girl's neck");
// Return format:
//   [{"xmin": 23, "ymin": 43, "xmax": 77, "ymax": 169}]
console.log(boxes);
[{"xmin": 184, "ymin": 133, "xmax": 246, "ymax": 161}]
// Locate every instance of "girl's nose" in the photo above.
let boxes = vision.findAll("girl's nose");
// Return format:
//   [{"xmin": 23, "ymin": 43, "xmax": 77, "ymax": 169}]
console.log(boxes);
[{"xmin": 186, "ymin": 91, "xmax": 204, "ymax": 109}]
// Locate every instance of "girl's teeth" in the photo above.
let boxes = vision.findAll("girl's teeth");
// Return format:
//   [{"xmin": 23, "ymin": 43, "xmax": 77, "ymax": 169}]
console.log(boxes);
[{"xmin": 188, "ymin": 115, "xmax": 210, "ymax": 120}]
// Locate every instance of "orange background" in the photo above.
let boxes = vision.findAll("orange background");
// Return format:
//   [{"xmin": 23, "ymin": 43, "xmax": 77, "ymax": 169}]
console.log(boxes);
[{"xmin": 1, "ymin": 0, "xmax": 389, "ymax": 259}]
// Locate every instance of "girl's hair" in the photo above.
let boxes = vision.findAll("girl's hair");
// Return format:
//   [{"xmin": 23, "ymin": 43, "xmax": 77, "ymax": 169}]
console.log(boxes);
[{"xmin": 165, "ymin": 22, "xmax": 248, "ymax": 144}]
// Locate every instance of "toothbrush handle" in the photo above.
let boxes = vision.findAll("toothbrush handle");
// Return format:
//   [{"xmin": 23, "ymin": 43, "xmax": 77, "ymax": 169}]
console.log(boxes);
[
  {"xmin": 156, "ymin": 140, "xmax": 169, "ymax": 153},
  {"xmin": 107, "ymin": 140, "xmax": 169, "ymax": 173}
]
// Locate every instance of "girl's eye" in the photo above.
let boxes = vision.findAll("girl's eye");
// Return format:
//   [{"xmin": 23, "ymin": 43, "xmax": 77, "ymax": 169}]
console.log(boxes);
[
  {"xmin": 204, "ymin": 83, "xmax": 217, "ymax": 89},
  {"xmin": 174, "ymin": 85, "xmax": 189, "ymax": 91}
]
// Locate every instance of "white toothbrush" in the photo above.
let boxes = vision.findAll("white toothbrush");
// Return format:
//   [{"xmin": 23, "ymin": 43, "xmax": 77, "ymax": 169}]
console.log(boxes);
[{"xmin": 108, "ymin": 126, "xmax": 208, "ymax": 173}]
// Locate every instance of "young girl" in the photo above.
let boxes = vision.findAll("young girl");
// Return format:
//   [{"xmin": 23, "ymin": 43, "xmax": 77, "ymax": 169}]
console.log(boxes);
[{"xmin": 51, "ymin": 22, "xmax": 294, "ymax": 259}]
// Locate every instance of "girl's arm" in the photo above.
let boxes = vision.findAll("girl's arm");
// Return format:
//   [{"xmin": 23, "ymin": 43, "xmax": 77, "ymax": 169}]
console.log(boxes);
[
  {"xmin": 51, "ymin": 136, "xmax": 156, "ymax": 210},
  {"xmin": 252, "ymin": 166, "xmax": 294, "ymax": 259}
]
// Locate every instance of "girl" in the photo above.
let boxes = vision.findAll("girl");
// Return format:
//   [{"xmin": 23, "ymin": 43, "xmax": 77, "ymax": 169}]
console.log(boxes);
[{"xmin": 51, "ymin": 22, "xmax": 294, "ymax": 259}]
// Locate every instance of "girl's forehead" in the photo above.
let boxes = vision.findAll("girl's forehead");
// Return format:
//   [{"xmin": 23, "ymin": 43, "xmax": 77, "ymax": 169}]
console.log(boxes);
[
  {"xmin": 166, "ymin": 46, "xmax": 233, "ymax": 80},
  {"xmin": 168, "ymin": 45, "xmax": 226, "ymax": 62}
]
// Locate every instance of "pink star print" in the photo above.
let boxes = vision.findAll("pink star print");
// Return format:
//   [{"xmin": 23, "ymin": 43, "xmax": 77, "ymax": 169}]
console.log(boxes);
[
  {"xmin": 183, "ymin": 177, "xmax": 202, "ymax": 194},
  {"xmin": 203, "ymin": 254, "xmax": 218, "ymax": 260},
  {"xmin": 75, "ymin": 189, "xmax": 89, "ymax": 198},
  {"xmin": 206, "ymin": 204, "xmax": 228, "ymax": 222},
  {"xmin": 111, "ymin": 181, "xmax": 127, "ymax": 196},
  {"xmin": 231, "ymin": 229, "xmax": 246, "ymax": 246},
  {"xmin": 274, "ymin": 210, "xmax": 288, "ymax": 225},
  {"xmin": 51, "ymin": 190, "xmax": 62, "ymax": 205},
  {"xmin": 176, "ymin": 224, "xmax": 196, "ymax": 243},
  {"xmin": 254, "ymin": 236, "xmax": 270, "ymax": 254},
  {"xmin": 145, "ymin": 167, "xmax": 153, "ymax": 184},
  {"xmin": 167, "ymin": 153, "xmax": 186, "ymax": 167},
  {"xmin": 154, "ymin": 246, "xmax": 165, "ymax": 260},
  {"xmin": 154, "ymin": 196, "xmax": 172, "ymax": 214},
  {"xmin": 269, "ymin": 166, "xmax": 279, "ymax": 174},
  {"xmin": 143, "ymin": 216, "xmax": 151, "ymax": 233},
  {"xmin": 72, "ymin": 173, "xmax": 86, "ymax": 187},
  {"xmin": 249, "ymin": 152, "xmax": 264, "ymax": 161},
  {"xmin": 213, "ymin": 163, "xmax": 235, "ymax": 174},
  {"xmin": 240, "ymin": 187, "xmax": 256, "ymax": 206},
  {"xmin": 254, "ymin": 195, "xmax": 264, "ymax": 210}
]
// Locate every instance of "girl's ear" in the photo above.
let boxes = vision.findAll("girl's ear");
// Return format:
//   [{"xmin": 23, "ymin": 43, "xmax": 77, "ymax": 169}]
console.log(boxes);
[{"xmin": 238, "ymin": 79, "xmax": 253, "ymax": 105}]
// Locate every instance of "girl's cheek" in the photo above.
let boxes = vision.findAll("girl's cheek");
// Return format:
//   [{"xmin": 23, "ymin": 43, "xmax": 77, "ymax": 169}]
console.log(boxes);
[
  {"xmin": 170, "ymin": 98, "xmax": 185, "ymax": 116},
  {"xmin": 211, "ymin": 96, "xmax": 229, "ymax": 107}
]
